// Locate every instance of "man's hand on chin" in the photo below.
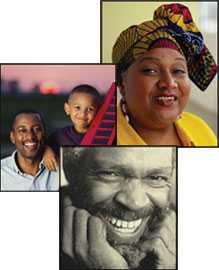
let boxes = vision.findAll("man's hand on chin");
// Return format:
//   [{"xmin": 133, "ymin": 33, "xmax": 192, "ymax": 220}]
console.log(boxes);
[
  {"xmin": 140, "ymin": 209, "xmax": 176, "ymax": 269},
  {"xmin": 62, "ymin": 203, "xmax": 129, "ymax": 269}
]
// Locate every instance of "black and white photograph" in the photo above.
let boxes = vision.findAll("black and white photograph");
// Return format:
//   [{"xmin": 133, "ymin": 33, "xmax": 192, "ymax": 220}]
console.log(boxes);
[{"xmin": 61, "ymin": 146, "xmax": 176, "ymax": 269}]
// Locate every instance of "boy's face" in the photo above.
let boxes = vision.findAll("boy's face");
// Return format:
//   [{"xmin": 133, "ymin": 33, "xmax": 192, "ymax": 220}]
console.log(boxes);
[{"xmin": 64, "ymin": 92, "xmax": 98, "ymax": 134}]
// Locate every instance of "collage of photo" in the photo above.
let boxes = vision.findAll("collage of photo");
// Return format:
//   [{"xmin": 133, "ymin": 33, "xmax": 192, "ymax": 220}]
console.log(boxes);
[{"xmin": 0, "ymin": 1, "xmax": 218, "ymax": 270}]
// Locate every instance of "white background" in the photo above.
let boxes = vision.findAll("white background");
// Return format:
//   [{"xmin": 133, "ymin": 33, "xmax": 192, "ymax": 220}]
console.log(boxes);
[
  {"xmin": 0, "ymin": 0, "xmax": 100, "ymax": 63},
  {"xmin": 0, "ymin": 1, "xmax": 219, "ymax": 269},
  {"xmin": 178, "ymin": 148, "xmax": 219, "ymax": 270}
]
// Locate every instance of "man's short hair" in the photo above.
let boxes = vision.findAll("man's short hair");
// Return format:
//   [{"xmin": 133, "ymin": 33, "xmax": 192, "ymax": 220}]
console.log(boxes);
[
  {"xmin": 62, "ymin": 147, "xmax": 176, "ymax": 185},
  {"xmin": 62, "ymin": 147, "xmax": 88, "ymax": 184},
  {"xmin": 11, "ymin": 109, "xmax": 46, "ymax": 131}
]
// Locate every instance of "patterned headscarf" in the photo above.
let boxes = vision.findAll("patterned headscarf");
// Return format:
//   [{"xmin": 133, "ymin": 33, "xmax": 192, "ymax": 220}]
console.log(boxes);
[{"xmin": 112, "ymin": 3, "xmax": 217, "ymax": 91}]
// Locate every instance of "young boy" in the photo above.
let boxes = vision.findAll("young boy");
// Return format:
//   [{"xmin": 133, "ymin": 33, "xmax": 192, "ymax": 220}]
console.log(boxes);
[{"xmin": 43, "ymin": 84, "xmax": 101, "ymax": 170}]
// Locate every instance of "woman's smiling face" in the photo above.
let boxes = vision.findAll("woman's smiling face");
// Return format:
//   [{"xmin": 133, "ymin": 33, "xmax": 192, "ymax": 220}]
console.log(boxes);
[{"xmin": 120, "ymin": 48, "xmax": 191, "ymax": 129}]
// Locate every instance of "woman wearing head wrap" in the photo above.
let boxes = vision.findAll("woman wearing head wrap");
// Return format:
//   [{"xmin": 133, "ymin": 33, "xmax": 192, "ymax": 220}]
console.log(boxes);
[{"xmin": 113, "ymin": 3, "xmax": 217, "ymax": 146}]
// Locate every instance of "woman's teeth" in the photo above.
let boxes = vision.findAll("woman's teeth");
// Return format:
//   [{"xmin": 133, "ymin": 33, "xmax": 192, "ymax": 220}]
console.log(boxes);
[
  {"xmin": 156, "ymin": 96, "xmax": 175, "ymax": 101},
  {"xmin": 106, "ymin": 216, "xmax": 142, "ymax": 233},
  {"xmin": 155, "ymin": 95, "xmax": 176, "ymax": 106}
]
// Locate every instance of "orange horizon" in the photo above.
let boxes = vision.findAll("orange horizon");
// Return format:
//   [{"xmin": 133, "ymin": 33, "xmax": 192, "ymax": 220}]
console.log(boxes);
[{"xmin": 1, "ymin": 65, "xmax": 115, "ymax": 94}]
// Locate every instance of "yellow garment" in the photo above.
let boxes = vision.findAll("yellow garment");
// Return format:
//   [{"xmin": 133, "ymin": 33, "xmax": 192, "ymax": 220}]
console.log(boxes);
[{"xmin": 117, "ymin": 104, "xmax": 217, "ymax": 146}]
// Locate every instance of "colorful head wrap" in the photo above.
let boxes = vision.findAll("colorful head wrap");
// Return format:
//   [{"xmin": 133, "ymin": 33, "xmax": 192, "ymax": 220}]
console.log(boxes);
[{"xmin": 112, "ymin": 3, "xmax": 217, "ymax": 91}]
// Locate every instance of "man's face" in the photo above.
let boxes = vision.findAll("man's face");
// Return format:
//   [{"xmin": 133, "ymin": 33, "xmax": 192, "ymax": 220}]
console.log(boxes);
[
  {"xmin": 74, "ymin": 147, "xmax": 173, "ymax": 245},
  {"xmin": 10, "ymin": 113, "xmax": 46, "ymax": 160}
]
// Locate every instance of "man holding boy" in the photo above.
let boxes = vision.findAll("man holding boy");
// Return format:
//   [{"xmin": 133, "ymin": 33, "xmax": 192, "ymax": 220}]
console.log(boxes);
[
  {"xmin": 1, "ymin": 109, "xmax": 59, "ymax": 191},
  {"xmin": 61, "ymin": 147, "xmax": 176, "ymax": 269}
]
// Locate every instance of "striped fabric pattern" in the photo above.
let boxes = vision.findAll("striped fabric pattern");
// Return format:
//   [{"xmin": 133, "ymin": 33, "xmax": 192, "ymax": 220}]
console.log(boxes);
[
  {"xmin": 80, "ymin": 82, "xmax": 116, "ymax": 145},
  {"xmin": 112, "ymin": 3, "xmax": 217, "ymax": 91}
]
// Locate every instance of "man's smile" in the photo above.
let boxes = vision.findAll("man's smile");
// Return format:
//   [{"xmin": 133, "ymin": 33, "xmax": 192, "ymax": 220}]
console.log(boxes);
[
  {"xmin": 99, "ymin": 214, "xmax": 150, "ymax": 244},
  {"xmin": 105, "ymin": 216, "xmax": 143, "ymax": 233},
  {"xmin": 23, "ymin": 141, "xmax": 39, "ymax": 151}
]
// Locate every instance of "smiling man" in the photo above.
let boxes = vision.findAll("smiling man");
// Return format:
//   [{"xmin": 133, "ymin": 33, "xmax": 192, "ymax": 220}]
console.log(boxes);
[
  {"xmin": 1, "ymin": 109, "xmax": 59, "ymax": 191},
  {"xmin": 61, "ymin": 147, "xmax": 176, "ymax": 269}
]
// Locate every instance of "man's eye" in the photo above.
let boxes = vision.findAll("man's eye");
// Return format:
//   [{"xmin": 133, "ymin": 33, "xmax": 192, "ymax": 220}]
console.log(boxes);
[
  {"xmin": 150, "ymin": 175, "xmax": 167, "ymax": 181},
  {"xmin": 97, "ymin": 171, "xmax": 117, "ymax": 177},
  {"xmin": 93, "ymin": 170, "xmax": 123, "ymax": 183},
  {"xmin": 145, "ymin": 175, "xmax": 169, "ymax": 187},
  {"xmin": 33, "ymin": 127, "xmax": 42, "ymax": 133},
  {"xmin": 74, "ymin": 106, "xmax": 80, "ymax": 110},
  {"xmin": 142, "ymin": 68, "xmax": 158, "ymax": 75},
  {"xmin": 18, "ymin": 128, "xmax": 27, "ymax": 133}
]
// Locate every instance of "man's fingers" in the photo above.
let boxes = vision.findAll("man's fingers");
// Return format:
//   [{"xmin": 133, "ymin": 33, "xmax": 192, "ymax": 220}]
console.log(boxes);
[
  {"xmin": 45, "ymin": 160, "xmax": 55, "ymax": 171},
  {"xmin": 140, "ymin": 210, "xmax": 176, "ymax": 268},
  {"xmin": 156, "ymin": 210, "xmax": 176, "ymax": 253},
  {"xmin": 62, "ymin": 205, "xmax": 90, "ymax": 262},
  {"xmin": 63, "ymin": 208, "xmax": 129, "ymax": 269},
  {"xmin": 62, "ymin": 206, "xmax": 75, "ymax": 258},
  {"xmin": 74, "ymin": 209, "xmax": 90, "ymax": 260},
  {"xmin": 52, "ymin": 158, "xmax": 59, "ymax": 170},
  {"xmin": 87, "ymin": 216, "xmax": 129, "ymax": 269},
  {"xmin": 43, "ymin": 160, "xmax": 50, "ymax": 170},
  {"xmin": 50, "ymin": 160, "xmax": 57, "ymax": 171},
  {"xmin": 63, "ymin": 194, "xmax": 74, "ymax": 208},
  {"xmin": 88, "ymin": 216, "xmax": 106, "ymax": 245},
  {"xmin": 147, "ymin": 210, "xmax": 176, "ymax": 253},
  {"xmin": 43, "ymin": 156, "xmax": 58, "ymax": 171},
  {"xmin": 152, "ymin": 238, "xmax": 176, "ymax": 269},
  {"xmin": 140, "ymin": 237, "xmax": 175, "ymax": 269},
  {"xmin": 158, "ymin": 225, "xmax": 175, "ymax": 254}
]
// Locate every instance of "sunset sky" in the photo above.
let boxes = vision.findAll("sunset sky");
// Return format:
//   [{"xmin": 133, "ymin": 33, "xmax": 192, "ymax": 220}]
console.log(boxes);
[{"xmin": 1, "ymin": 65, "xmax": 115, "ymax": 94}]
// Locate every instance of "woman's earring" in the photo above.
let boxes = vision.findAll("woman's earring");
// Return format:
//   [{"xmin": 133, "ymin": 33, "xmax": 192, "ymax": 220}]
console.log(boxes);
[
  {"xmin": 121, "ymin": 98, "xmax": 130, "ymax": 123},
  {"xmin": 176, "ymin": 115, "xmax": 181, "ymax": 120}
]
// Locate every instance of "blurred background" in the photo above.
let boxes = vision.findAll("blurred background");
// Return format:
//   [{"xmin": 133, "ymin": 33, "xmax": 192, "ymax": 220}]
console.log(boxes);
[
  {"xmin": 1, "ymin": 64, "xmax": 115, "ymax": 158},
  {"xmin": 102, "ymin": 1, "xmax": 218, "ymax": 136}
]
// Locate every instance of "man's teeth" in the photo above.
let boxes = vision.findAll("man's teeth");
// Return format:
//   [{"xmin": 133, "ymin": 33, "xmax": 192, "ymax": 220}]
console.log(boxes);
[
  {"xmin": 24, "ymin": 142, "xmax": 37, "ymax": 146},
  {"xmin": 106, "ymin": 216, "xmax": 142, "ymax": 233},
  {"xmin": 156, "ymin": 96, "xmax": 175, "ymax": 101}
]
